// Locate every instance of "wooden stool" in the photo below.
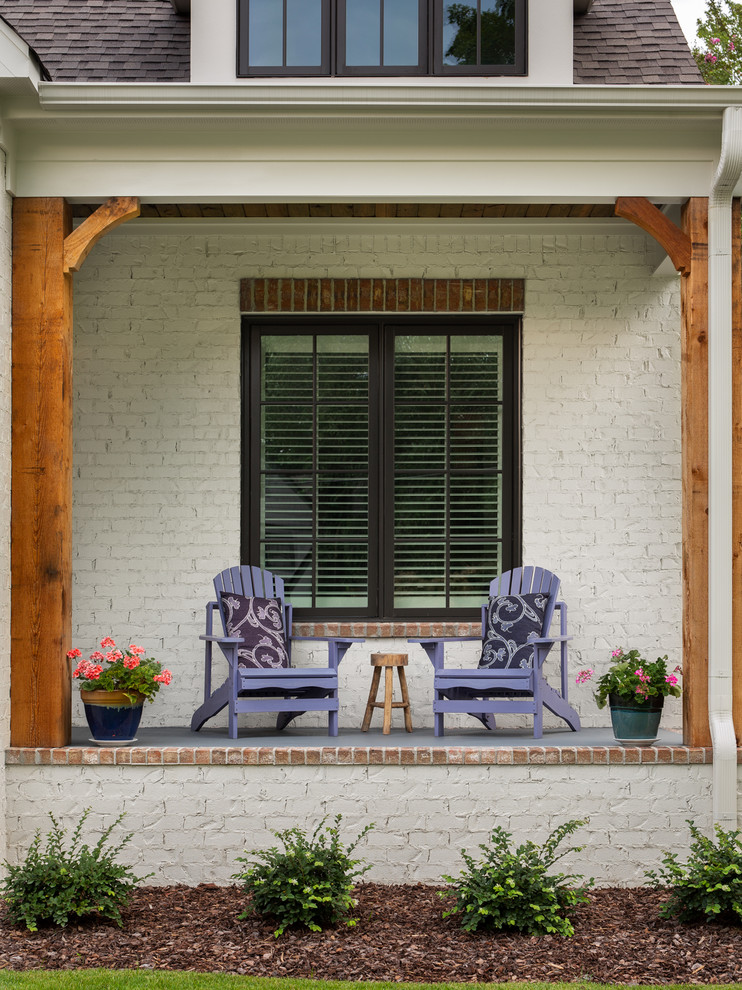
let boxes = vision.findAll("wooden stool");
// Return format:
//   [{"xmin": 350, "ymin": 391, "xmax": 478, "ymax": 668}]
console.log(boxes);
[{"xmin": 361, "ymin": 653, "xmax": 413, "ymax": 734}]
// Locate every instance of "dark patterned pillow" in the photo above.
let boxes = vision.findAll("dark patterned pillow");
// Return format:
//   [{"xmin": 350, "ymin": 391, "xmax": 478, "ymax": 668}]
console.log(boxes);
[
  {"xmin": 219, "ymin": 592, "xmax": 289, "ymax": 669},
  {"xmin": 478, "ymin": 593, "xmax": 549, "ymax": 670}
]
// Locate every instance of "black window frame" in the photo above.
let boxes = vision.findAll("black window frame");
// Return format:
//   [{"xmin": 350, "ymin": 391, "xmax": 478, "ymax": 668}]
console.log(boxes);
[
  {"xmin": 237, "ymin": 0, "xmax": 527, "ymax": 78},
  {"xmin": 242, "ymin": 315, "xmax": 522, "ymax": 621}
]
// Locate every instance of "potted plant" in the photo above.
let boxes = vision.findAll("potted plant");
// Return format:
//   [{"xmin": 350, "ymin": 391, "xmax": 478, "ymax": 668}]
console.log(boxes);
[
  {"xmin": 576, "ymin": 648, "xmax": 681, "ymax": 746},
  {"xmin": 68, "ymin": 638, "xmax": 172, "ymax": 746}
]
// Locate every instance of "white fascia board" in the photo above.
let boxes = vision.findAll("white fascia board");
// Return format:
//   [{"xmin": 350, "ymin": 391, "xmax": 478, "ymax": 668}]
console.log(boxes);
[
  {"xmin": 11, "ymin": 107, "xmax": 722, "ymax": 200},
  {"xmin": 0, "ymin": 17, "xmax": 41, "ymax": 89},
  {"xmin": 33, "ymin": 81, "xmax": 742, "ymax": 115}
]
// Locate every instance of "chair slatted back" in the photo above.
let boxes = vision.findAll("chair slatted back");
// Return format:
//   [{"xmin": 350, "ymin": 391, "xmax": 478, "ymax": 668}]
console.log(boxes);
[
  {"xmin": 484, "ymin": 567, "xmax": 560, "ymax": 636},
  {"xmin": 213, "ymin": 566, "xmax": 291, "ymax": 645}
]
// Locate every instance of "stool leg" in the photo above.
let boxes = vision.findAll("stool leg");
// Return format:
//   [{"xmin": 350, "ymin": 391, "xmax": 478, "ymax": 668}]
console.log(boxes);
[
  {"xmin": 362, "ymin": 666, "xmax": 382, "ymax": 732},
  {"xmin": 397, "ymin": 667, "xmax": 413, "ymax": 732},
  {"xmin": 383, "ymin": 665, "xmax": 394, "ymax": 734}
]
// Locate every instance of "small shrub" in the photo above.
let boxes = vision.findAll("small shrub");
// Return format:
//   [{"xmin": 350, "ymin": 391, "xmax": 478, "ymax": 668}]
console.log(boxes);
[
  {"xmin": 645, "ymin": 819, "xmax": 742, "ymax": 923},
  {"xmin": 233, "ymin": 814, "xmax": 374, "ymax": 936},
  {"xmin": 440, "ymin": 818, "xmax": 593, "ymax": 936},
  {"xmin": 1, "ymin": 809, "xmax": 151, "ymax": 931}
]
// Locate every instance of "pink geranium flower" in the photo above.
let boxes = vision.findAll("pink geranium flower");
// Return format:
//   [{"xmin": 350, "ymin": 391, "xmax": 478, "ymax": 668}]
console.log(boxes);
[{"xmin": 67, "ymin": 638, "xmax": 172, "ymax": 701}]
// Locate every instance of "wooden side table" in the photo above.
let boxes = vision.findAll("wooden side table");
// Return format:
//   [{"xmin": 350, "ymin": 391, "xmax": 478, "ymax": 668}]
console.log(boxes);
[{"xmin": 361, "ymin": 652, "xmax": 413, "ymax": 734}]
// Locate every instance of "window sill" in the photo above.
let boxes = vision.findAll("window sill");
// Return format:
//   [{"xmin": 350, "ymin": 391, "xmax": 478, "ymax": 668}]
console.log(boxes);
[{"xmin": 292, "ymin": 621, "xmax": 481, "ymax": 638}]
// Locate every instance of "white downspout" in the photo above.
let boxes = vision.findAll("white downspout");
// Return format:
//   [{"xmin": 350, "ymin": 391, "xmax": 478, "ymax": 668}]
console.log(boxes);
[{"xmin": 708, "ymin": 105, "xmax": 742, "ymax": 827}]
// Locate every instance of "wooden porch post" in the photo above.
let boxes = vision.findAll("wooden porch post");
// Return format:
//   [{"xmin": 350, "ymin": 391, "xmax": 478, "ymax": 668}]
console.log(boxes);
[
  {"xmin": 11, "ymin": 198, "xmax": 73, "ymax": 747},
  {"xmin": 11, "ymin": 195, "xmax": 140, "ymax": 748},
  {"xmin": 681, "ymin": 197, "xmax": 711, "ymax": 747}
]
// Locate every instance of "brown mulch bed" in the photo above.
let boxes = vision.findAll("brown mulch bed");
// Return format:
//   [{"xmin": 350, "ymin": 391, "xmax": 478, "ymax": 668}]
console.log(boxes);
[{"xmin": 0, "ymin": 884, "xmax": 741, "ymax": 983}]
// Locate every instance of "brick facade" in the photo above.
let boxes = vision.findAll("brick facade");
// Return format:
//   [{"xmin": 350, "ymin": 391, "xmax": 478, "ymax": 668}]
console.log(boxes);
[
  {"xmin": 72, "ymin": 228, "xmax": 682, "ymax": 733},
  {"xmin": 4, "ymin": 759, "xmax": 720, "ymax": 886}
]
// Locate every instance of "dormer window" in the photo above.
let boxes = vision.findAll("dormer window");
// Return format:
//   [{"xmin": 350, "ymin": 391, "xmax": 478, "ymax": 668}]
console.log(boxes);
[{"xmin": 237, "ymin": 0, "xmax": 526, "ymax": 77}]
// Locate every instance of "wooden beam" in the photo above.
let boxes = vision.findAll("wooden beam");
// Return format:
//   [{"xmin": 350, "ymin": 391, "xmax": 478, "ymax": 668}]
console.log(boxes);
[
  {"xmin": 733, "ymin": 198, "xmax": 742, "ymax": 743},
  {"xmin": 63, "ymin": 196, "xmax": 140, "ymax": 274},
  {"xmin": 681, "ymin": 198, "xmax": 710, "ymax": 747},
  {"xmin": 11, "ymin": 198, "xmax": 73, "ymax": 747},
  {"xmin": 615, "ymin": 197, "xmax": 693, "ymax": 277}
]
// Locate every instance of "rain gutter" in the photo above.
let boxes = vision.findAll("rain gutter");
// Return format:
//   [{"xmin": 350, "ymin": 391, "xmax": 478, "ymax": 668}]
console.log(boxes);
[
  {"xmin": 33, "ymin": 82, "xmax": 742, "ymax": 114},
  {"xmin": 708, "ymin": 105, "xmax": 742, "ymax": 827}
]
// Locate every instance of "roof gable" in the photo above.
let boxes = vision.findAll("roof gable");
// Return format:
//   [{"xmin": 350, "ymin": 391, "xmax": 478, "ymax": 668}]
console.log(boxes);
[
  {"xmin": 573, "ymin": 0, "xmax": 704, "ymax": 84},
  {"xmin": 0, "ymin": 0, "xmax": 189, "ymax": 82}
]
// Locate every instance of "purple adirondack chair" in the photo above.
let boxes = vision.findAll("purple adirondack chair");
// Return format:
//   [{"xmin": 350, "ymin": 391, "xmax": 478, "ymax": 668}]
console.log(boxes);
[
  {"xmin": 190, "ymin": 566, "xmax": 357, "ymax": 738},
  {"xmin": 412, "ymin": 567, "xmax": 581, "ymax": 738}
]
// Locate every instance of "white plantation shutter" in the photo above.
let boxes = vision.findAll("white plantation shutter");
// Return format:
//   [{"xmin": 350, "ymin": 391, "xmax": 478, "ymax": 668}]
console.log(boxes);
[{"xmin": 249, "ymin": 323, "xmax": 514, "ymax": 617}]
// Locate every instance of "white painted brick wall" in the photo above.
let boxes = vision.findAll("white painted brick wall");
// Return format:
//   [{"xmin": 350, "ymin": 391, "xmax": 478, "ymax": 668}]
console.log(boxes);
[
  {"xmin": 0, "ymin": 154, "xmax": 11, "ymax": 865},
  {"xmin": 72, "ymin": 228, "xmax": 682, "ymax": 733},
  {"xmin": 5, "ymin": 762, "xmax": 714, "ymax": 886}
]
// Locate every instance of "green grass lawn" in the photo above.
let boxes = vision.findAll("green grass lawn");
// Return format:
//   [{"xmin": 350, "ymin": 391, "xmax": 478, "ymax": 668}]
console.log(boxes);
[{"xmin": 0, "ymin": 977, "xmax": 738, "ymax": 990}]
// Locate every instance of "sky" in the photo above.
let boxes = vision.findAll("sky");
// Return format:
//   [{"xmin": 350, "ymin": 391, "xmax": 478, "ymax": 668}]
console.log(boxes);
[{"xmin": 670, "ymin": 0, "xmax": 708, "ymax": 47}]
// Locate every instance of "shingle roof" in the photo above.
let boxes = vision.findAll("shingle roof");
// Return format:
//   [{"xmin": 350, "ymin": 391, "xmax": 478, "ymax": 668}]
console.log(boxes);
[
  {"xmin": 574, "ymin": 0, "xmax": 704, "ymax": 84},
  {"xmin": 0, "ymin": 0, "xmax": 704, "ymax": 87},
  {"xmin": 0, "ymin": 0, "xmax": 190, "ymax": 82}
]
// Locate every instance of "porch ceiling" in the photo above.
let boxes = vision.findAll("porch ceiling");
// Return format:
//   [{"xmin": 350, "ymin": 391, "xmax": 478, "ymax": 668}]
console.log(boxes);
[{"xmin": 71, "ymin": 202, "xmax": 620, "ymax": 219}]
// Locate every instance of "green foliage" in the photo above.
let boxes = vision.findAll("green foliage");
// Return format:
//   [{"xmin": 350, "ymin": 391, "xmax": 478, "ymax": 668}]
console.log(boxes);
[
  {"xmin": 692, "ymin": 0, "xmax": 742, "ymax": 85},
  {"xmin": 440, "ymin": 819, "xmax": 593, "ymax": 936},
  {"xmin": 1, "ymin": 809, "xmax": 151, "ymax": 931},
  {"xmin": 584, "ymin": 648, "xmax": 681, "ymax": 710},
  {"xmin": 645, "ymin": 819, "xmax": 742, "ymax": 923},
  {"xmin": 232, "ymin": 815, "xmax": 374, "ymax": 936}
]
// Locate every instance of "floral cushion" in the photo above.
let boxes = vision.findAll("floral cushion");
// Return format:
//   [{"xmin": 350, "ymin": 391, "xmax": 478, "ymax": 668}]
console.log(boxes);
[
  {"xmin": 219, "ymin": 592, "xmax": 289, "ymax": 669},
  {"xmin": 478, "ymin": 593, "xmax": 549, "ymax": 670}
]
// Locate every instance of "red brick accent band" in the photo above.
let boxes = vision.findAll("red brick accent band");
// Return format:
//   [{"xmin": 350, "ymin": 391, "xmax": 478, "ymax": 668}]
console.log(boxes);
[
  {"xmin": 293, "ymin": 621, "xmax": 481, "ymax": 638},
  {"xmin": 240, "ymin": 277, "xmax": 524, "ymax": 314},
  {"xmin": 6, "ymin": 745, "xmax": 719, "ymax": 766}
]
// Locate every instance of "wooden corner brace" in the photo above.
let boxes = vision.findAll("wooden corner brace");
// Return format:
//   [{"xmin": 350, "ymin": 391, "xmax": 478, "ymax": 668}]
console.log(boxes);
[
  {"xmin": 615, "ymin": 197, "xmax": 692, "ymax": 277},
  {"xmin": 63, "ymin": 195, "xmax": 140, "ymax": 274}
]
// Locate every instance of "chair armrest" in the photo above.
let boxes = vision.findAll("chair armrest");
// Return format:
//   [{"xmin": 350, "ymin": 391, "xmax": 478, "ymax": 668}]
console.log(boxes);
[
  {"xmin": 199, "ymin": 634, "xmax": 243, "ymax": 644},
  {"xmin": 291, "ymin": 637, "xmax": 361, "ymax": 669},
  {"xmin": 410, "ymin": 637, "xmax": 481, "ymax": 670},
  {"xmin": 291, "ymin": 637, "xmax": 363, "ymax": 645},
  {"xmin": 409, "ymin": 637, "xmax": 481, "ymax": 644},
  {"xmin": 530, "ymin": 635, "xmax": 572, "ymax": 645}
]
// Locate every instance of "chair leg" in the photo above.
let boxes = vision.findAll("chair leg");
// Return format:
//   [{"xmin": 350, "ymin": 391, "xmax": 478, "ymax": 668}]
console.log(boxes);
[
  {"xmin": 434, "ymin": 698, "xmax": 445, "ymax": 737},
  {"xmin": 328, "ymin": 705, "xmax": 338, "ymax": 736},
  {"xmin": 533, "ymin": 677, "xmax": 543, "ymax": 739},
  {"xmin": 397, "ymin": 666, "xmax": 413, "ymax": 732},
  {"xmin": 383, "ymin": 666, "xmax": 394, "ymax": 734},
  {"xmin": 228, "ymin": 705, "xmax": 238, "ymax": 739},
  {"xmin": 361, "ymin": 666, "xmax": 382, "ymax": 732}
]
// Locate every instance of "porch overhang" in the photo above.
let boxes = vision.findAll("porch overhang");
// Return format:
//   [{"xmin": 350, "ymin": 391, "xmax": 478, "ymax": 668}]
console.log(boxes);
[{"xmin": 5, "ymin": 77, "xmax": 741, "ymax": 790}]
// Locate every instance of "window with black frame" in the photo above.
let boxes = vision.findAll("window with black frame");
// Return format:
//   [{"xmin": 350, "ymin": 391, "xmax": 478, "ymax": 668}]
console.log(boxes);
[
  {"xmin": 243, "ymin": 320, "xmax": 520, "ymax": 620},
  {"xmin": 237, "ymin": 0, "xmax": 526, "ymax": 77}
]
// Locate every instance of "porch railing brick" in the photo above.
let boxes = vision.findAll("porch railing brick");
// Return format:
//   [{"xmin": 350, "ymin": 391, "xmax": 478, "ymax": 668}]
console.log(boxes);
[{"xmin": 6, "ymin": 744, "xmax": 719, "ymax": 766}]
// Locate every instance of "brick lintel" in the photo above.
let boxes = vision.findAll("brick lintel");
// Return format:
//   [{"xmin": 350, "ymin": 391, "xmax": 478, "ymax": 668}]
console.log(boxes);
[{"xmin": 241, "ymin": 277, "xmax": 524, "ymax": 314}]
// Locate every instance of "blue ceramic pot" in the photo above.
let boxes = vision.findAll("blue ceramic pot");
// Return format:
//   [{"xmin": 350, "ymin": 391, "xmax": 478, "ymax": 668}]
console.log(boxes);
[
  {"xmin": 81, "ymin": 690, "xmax": 144, "ymax": 744},
  {"xmin": 608, "ymin": 692, "xmax": 664, "ymax": 747}
]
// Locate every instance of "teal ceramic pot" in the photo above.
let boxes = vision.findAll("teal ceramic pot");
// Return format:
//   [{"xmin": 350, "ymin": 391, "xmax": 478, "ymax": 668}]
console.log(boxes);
[{"xmin": 608, "ymin": 692, "xmax": 664, "ymax": 747}]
